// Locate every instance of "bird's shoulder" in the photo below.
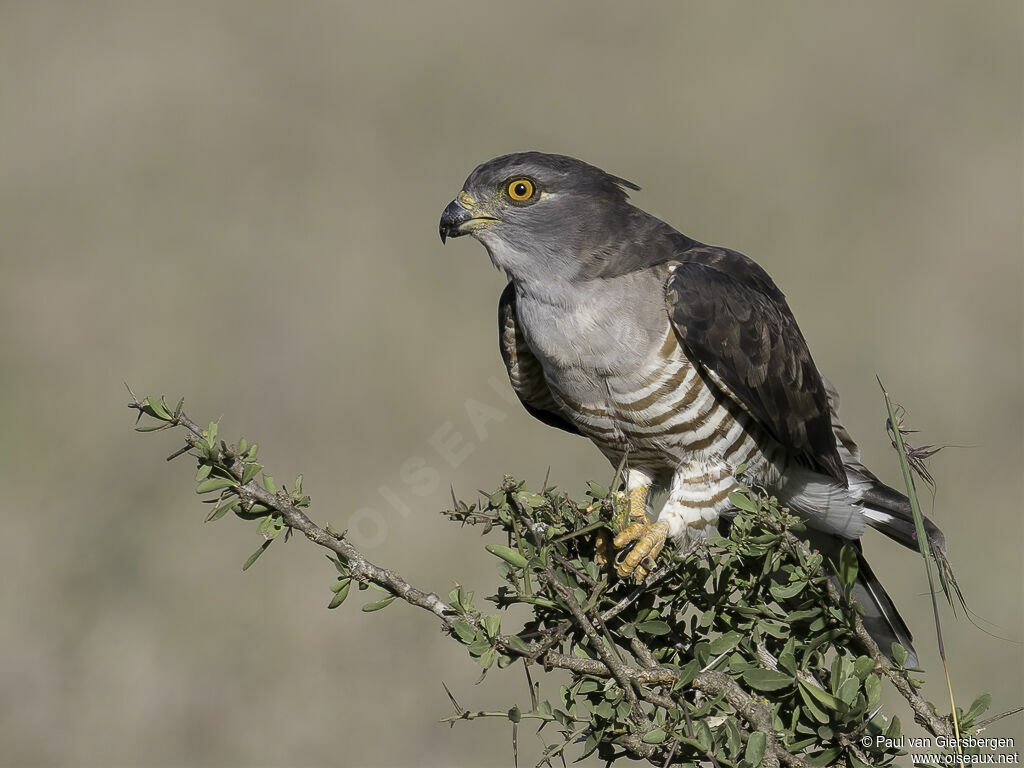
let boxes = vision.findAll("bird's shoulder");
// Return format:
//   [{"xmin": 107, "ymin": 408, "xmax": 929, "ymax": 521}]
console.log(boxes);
[
  {"xmin": 669, "ymin": 242, "xmax": 788, "ymax": 304},
  {"xmin": 579, "ymin": 208, "xmax": 784, "ymax": 302}
]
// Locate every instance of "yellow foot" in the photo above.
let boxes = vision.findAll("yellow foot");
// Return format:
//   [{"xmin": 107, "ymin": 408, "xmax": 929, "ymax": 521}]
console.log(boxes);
[
  {"xmin": 613, "ymin": 519, "xmax": 670, "ymax": 580},
  {"xmin": 594, "ymin": 528, "xmax": 612, "ymax": 566},
  {"xmin": 610, "ymin": 480, "xmax": 664, "ymax": 581}
]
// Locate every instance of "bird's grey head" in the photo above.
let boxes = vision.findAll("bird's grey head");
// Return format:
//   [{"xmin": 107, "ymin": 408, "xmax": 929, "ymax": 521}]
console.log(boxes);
[{"xmin": 439, "ymin": 152, "xmax": 641, "ymax": 284}]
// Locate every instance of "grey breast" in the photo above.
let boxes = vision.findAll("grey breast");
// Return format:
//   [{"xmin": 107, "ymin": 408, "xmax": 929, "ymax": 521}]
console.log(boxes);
[{"xmin": 513, "ymin": 270, "xmax": 778, "ymax": 479}]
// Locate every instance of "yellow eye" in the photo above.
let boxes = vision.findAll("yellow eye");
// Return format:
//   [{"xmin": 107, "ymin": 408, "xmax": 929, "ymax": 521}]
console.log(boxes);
[{"xmin": 506, "ymin": 178, "xmax": 535, "ymax": 202}]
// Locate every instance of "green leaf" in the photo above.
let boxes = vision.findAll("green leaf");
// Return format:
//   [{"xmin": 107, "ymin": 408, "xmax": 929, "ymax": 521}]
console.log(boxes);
[
  {"xmin": 769, "ymin": 580, "xmax": 806, "ymax": 600},
  {"xmin": 196, "ymin": 477, "xmax": 235, "ymax": 494},
  {"xmin": 965, "ymin": 693, "xmax": 992, "ymax": 722},
  {"xmin": 262, "ymin": 474, "xmax": 277, "ymax": 493},
  {"xmin": 135, "ymin": 422, "xmax": 171, "ymax": 432},
  {"xmin": 195, "ymin": 464, "xmax": 212, "ymax": 482},
  {"xmin": 452, "ymin": 620, "xmax": 477, "ymax": 643},
  {"xmin": 484, "ymin": 544, "xmax": 528, "ymax": 568},
  {"xmin": 361, "ymin": 595, "xmax": 396, "ymax": 612},
  {"xmin": 723, "ymin": 718, "xmax": 742, "ymax": 758},
  {"xmin": 741, "ymin": 669, "xmax": 793, "ymax": 691},
  {"xmin": 786, "ymin": 608, "xmax": 821, "ymax": 622},
  {"xmin": 778, "ymin": 645, "xmax": 798, "ymax": 676},
  {"xmin": 864, "ymin": 673, "xmax": 881, "ymax": 709},
  {"xmin": 837, "ymin": 677, "xmax": 860, "ymax": 707},
  {"xmin": 467, "ymin": 637, "xmax": 491, "ymax": 657},
  {"xmin": 693, "ymin": 720, "xmax": 713, "ymax": 749},
  {"xmin": 641, "ymin": 728, "xmax": 666, "ymax": 745},
  {"xmin": 517, "ymin": 492, "xmax": 547, "ymax": 508},
  {"xmin": 673, "ymin": 660, "xmax": 700, "ymax": 689},
  {"xmin": 240, "ymin": 462, "xmax": 262, "ymax": 485},
  {"xmin": 847, "ymin": 752, "xmax": 875, "ymax": 768},
  {"xmin": 506, "ymin": 635, "xmax": 529, "ymax": 653},
  {"xmin": 236, "ymin": 502, "xmax": 270, "ymax": 519},
  {"xmin": 143, "ymin": 396, "xmax": 172, "ymax": 421},
  {"xmin": 797, "ymin": 682, "xmax": 831, "ymax": 724},
  {"xmin": 482, "ymin": 615, "xmax": 500, "ymax": 639},
  {"xmin": 257, "ymin": 515, "xmax": 285, "ymax": 539},
  {"xmin": 853, "ymin": 655, "xmax": 875, "ymax": 681},
  {"xmin": 635, "ymin": 620, "xmax": 671, "ymax": 636},
  {"xmin": 206, "ymin": 500, "xmax": 238, "ymax": 522},
  {"xmin": 571, "ymin": 644, "xmax": 591, "ymax": 660},
  {"xmin": 728, "ymin": 490, "xmax": 757, "ymax": 513},
  {"xmin": 891, "ymin": 642, "xmax": 909, "ymax": 668},
  {"xmin": 805, "ymin": 747, "xmax": 840, "ymax": 766},
  {"xmin": 708, "ymin": 631, "xmax": 742, "ymax": 655},
  {"xmin": 328, "ymin": 580, "xmax": 350, "ymax": 608},
  {"xmin": 798, "ymin": 678, "xmax": 843, "ymax": 712},
  {"xmin": 744, "ymin": 731, "xmax": 766, "ymax": 765},
  {"xmin": 830, "ymin": 652, "xmax": 851, "ymax": 686},
  {"xmin": 242, "ymin": 541, "xmax": 271, "ymax": 571},
  {"xmin": 838, "ymin": 545, "xmax": 859, "ymax": 589}
]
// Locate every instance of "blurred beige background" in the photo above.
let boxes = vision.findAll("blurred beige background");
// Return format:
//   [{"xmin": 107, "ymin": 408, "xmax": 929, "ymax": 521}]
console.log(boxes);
[{"xmin": 1, "ymin": 2, "xmax": 1020, "ymax": 766}]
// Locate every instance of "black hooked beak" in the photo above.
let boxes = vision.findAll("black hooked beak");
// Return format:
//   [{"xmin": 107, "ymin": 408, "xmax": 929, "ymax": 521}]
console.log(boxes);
[
  {"xmin": 439, "ymin": 198, "xmax": 497, "ymax": 243},
  {"xmin": 439, "ymin": 199, "xmax": 471, "ymax": 244}
]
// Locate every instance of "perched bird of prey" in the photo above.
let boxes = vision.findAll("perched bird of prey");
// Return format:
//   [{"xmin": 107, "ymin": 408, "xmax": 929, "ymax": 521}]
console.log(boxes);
[{"xmin": 439, "ymin": 151, "xmax": 951, "ymax": 666}]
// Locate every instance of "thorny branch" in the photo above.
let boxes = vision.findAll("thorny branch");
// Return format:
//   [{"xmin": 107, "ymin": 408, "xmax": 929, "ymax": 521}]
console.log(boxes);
[{"xmin": 130, "ymin": 392, "xmax": 989, "ymax": 767}]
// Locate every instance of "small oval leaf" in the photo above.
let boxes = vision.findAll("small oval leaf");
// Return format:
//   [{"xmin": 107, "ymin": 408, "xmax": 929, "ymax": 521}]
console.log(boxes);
[
  {"xmin": 484, "ymin": 544, "xmax": 528, "ymax": 568},
  {"xmin": 328, "ymin": 580, "xmax": 351, "ymax": 608},
  {"xmin": 641, "ymin": 728, "xmax": 667, "ymax": 745},
  {"xmin": 361, "ymin": 595, "xmax": 396, "ymax": 612},
  {"xmin": 196, "ymin": 477, "xmax": 236, "ymax": 494}
]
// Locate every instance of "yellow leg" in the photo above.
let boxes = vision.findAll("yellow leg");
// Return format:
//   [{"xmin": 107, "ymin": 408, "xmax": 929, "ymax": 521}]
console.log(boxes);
[
  {"xmin": 597, "ymin": 482, "xmax": 649, "ymax": 567},
  {"xmin": 611, "ymin": 480, "xmax": 669, "ymax": 581}
]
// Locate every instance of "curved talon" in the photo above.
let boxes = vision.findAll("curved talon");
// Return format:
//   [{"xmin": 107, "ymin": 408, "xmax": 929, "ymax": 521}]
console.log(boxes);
[{"xmin": 613, "ymin": 520, "xmax": 670, "ymax": 580}]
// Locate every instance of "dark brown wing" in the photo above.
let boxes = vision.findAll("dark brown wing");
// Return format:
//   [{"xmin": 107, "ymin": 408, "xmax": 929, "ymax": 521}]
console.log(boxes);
[
  {"xmin": 498, "ymin": 282, "xmax": 581, "ymax": 435},
  {"xmin": 665, "ymin": 247, "xmax": 845, "ymax": 483}
]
